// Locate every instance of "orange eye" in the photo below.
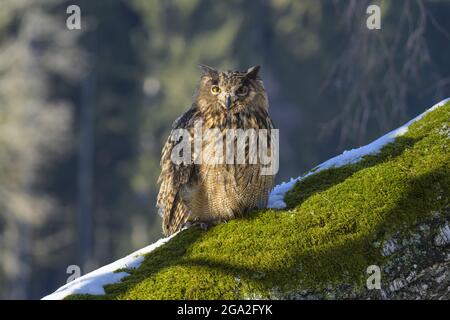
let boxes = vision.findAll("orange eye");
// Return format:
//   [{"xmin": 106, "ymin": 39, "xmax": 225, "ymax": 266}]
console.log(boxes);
[
  {"xmin": 211, "ymin": 86, "xmax": 221, "ymax": 94},
  {"xmin": 236, "ymin": 86, "xmax": 248, "ymax": 96}
]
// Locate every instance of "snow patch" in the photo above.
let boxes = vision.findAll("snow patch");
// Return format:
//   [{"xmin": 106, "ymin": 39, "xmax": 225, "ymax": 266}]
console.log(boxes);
[
  {"xmin": 268, "ymin": 98, "xmax": 450, "ymax": 209},
  {"xmin": 266, "ymin": 177, "xmax": 300, "ymax": 209},
  {"xmin": 42, "ymin": 234, "xmax": 176, "ymax": 300}
]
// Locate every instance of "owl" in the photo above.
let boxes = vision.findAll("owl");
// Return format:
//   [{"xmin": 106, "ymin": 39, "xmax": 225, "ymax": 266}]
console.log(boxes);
[{"xmin": 157, "ymin": 65, "xmax": 276, "ymax": 236}]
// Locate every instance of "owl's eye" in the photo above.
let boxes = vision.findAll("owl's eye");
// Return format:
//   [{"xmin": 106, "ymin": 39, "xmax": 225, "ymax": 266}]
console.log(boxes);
[
  {"xmin": 236, "ymin": 86, "xmax": 248, "ymax": 96},
  {"xmin": 211, "ymin": 86, "xmax": 221, "ymax": 95}
]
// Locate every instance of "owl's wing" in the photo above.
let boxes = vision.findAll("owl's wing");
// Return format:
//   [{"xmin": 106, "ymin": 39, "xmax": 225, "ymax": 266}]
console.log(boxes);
[{"xmin": 157, "ymin": 107, "xmax": 198, "ymax": 236}]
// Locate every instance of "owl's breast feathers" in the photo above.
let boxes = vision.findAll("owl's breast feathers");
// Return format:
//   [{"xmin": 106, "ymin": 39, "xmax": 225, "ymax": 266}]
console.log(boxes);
[{"xmin": 157, "ymin": 105, "xmax": 275, "ymax": 236}]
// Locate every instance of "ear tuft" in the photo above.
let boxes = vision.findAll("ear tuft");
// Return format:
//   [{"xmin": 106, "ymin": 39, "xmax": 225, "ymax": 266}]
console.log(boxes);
[
  {"xmin": 245, "ymin": 65, "xmax": 261, "ymax": 80},
  {"xmin": 198, "ymin": 64, "xmax": 217, "ymax": 76}
]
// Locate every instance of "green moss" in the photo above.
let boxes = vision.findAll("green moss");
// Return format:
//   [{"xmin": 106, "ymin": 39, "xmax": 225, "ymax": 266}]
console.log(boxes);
[{"xmin": 68, "ymin": 103, "xmax": 450, "ymax": 300}]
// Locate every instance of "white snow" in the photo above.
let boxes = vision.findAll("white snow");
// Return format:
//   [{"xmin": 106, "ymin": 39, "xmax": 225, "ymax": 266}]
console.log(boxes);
[
  {"xmin": 267, "ymin": 98, "xmax": 450, "ymax": 209},
  {"xmin": 267, "ymin": 177, "xmax": 301, "ymax": 209},
  {"xmin": 42, "ymin": 234, "xmax": 176, "ymax": 300}
]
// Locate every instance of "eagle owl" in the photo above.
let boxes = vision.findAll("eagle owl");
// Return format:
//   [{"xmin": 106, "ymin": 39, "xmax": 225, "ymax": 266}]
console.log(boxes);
[{"xmin": 157, "ymin": 65, "xmax": 276, "ymax": 236}]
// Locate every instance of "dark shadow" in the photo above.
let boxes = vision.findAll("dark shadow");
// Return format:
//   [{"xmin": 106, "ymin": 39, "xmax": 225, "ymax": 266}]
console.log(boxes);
[
  {"xmin": 101, "ymin": 225, "xmax": 208, "ymax": 298},
  {"xmin": 282, "ymin": 136, "xmax": 421, "ymax": 209},
  {"xmin": 65, "ymin": 225, "xmax": 209, "ymax": 299}
]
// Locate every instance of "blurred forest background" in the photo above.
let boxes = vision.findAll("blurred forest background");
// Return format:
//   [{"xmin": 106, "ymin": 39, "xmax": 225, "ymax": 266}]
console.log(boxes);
[{"xmin": 0, "ymin": 0, "xmax": 449, "ymax": 299}]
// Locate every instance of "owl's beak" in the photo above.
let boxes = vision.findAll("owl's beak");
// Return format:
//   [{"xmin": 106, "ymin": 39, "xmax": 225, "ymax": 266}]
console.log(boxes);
[{"xmin": 225, "ymin": 94, "xmax": 232, "ymax": 109}]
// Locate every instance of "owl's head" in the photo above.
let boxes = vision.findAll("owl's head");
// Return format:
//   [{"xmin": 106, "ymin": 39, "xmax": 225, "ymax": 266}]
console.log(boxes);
[{"xmin": 195, "ymin": 65, "xmax": 267, "ymax": 113}]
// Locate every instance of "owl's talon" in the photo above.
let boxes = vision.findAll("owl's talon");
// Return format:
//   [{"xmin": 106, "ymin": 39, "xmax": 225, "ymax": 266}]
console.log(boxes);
[
  {"xmin": 182, "ymin": 221, "xmax": 193, "ymax": 229},
  {"xmin": 199, "ymin": 222, "xmax": 209, "ymax": 231}
]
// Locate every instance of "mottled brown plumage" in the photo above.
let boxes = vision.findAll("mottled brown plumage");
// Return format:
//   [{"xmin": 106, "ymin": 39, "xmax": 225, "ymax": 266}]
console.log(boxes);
[{"xmin": 157, "ymin": 65, "xmax": 276, "ymax": 236}]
